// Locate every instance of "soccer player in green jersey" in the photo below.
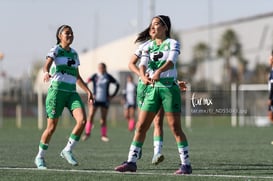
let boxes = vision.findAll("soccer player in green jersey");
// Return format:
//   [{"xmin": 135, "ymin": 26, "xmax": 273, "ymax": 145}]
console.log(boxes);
[
  {"xmin": 129, "ymin": 27, "xmax": 165, "ymax": 165},
  {"xmin": 129, "ymin": 26, "xmax": 187, "ymax": 165},
  {"xmin": 34, "ymin": 25, "xmax": 94, "ymax": 169},
  {"xmin": 115, "ymin": 15, "xmax": 192, "ymax": 174}
]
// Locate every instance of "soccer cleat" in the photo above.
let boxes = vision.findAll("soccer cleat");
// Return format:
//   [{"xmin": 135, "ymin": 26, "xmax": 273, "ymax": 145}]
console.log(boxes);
[
  {"xmin": 60, "ymin": 150, "xmax": 78, "ymax": 166},
  {"xmin": 152, "ymin": 153, "xmax": 164, "ymax": 165},
  {"xmin": 34, "ymin": 156, "xmax": 47, "ymax": 169},
  {"xmin": 101, "ymin": 136, "xmax": 109, "ymax": 142},
  {"xmin": 81, "ymin": 134, "xmax": 90, "ymax": 141},
  {"xmin": 114, "ymin": 161, "xmax": 137, "ymax": 172},
  {"xmin": 174, "ymin": 164, "xmax": 192, "ymax": 175}
]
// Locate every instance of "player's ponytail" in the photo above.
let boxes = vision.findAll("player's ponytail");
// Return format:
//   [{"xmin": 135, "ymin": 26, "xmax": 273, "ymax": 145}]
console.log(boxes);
[{"xmin": 135, "ymin": 26, "xmax": 151, "ymax": 43}]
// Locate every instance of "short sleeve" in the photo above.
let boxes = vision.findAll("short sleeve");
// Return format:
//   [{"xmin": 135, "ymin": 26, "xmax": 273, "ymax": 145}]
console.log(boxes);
[
  {"xmin": 139, "ymin": 44, "xmax": 150, "ymax": 68},
  {"xmin": 46, "ymin": 45, "xmax": 58, "ymax": 60}
]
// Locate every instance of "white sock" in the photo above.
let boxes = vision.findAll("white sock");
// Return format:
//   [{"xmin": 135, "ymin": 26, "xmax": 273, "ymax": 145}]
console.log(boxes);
[
  {"xmin": 153, "ymin": 140, "xmax": 163, "ymax": 155},
  {"xmin": 127, "ymin": 144, "xmax": 141, "ymax": 163},
  {"xmin": 178, "ymin": 146, "xmax": 190, "ymax": 165},
  {"xmin": 36, "ymin": 142, "xmax": 48, "ymax": 158},
  {"xmin": 37, "ymin": 147, "xmax": 46, "ymax": 158},
  {"xmin": 64, "ymin": 137, "xmax": 78, "ymax": 152}
]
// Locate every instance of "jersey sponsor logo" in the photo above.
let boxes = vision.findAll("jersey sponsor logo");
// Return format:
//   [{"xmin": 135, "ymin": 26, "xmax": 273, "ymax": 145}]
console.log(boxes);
[
  {"xmin": 152, "ymin": 52, "xmax": 163, "ymax": 61},
  {"xmin": 67, "ymin": 58, "xmax": 76, "ymax": 66}
]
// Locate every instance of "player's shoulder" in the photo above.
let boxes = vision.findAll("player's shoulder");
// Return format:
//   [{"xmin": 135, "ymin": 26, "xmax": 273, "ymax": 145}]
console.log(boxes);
[
  {"xmin": 49, "ymin": 44, "xmax": 60, "ymax": 52},
  {"xmin": 166, "ymin": 38, "xmax": 180, "ymax": 50},
  {"xmin": 138, "ymin": 39, "xmax": 152, "ymax": 49},
  {"xmin": 70, "ymin": 47, "xmax": 78, "ymax": 54},
  {"xmin": 167, "ymin": 38, "xmax": 180, "ymax": 45}
]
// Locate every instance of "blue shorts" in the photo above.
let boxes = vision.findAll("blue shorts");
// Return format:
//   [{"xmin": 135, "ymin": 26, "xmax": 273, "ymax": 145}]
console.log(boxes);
[{"xmin": 93, "ymin": 101, "xmax": 109, "ymax": 108}]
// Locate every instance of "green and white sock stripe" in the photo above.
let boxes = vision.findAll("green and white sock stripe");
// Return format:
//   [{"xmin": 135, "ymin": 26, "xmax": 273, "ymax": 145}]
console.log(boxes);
[
  {"xmin": 39, "ymin": 142, "xmax": 49, "ymax": 150},
  {"xmin": 177, "ymin": 141, "xmax": 189, "ymax": 148},
  {"xmin": 153, "ymin": 136, "xmax": 163, "ymax": 142},
  {"xmin": 70, "ymin": 134, "xmax": 80, "ymax": 141},
  {"xmin": 131, "ymin": 141, "xmax": 143, "ymax": 148}
]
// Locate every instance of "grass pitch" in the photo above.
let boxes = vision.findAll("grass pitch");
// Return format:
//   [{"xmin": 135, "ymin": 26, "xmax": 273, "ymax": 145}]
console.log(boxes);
[{"xmin": 1, "ymin": 116, "xmax": 273, "ymax": 181}]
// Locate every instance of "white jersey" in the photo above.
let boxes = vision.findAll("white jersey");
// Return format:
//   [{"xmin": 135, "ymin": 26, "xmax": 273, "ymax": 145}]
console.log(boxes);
[
  {"xmin": 46, "ymin": 44, "xmax": 80, "ymax": 92},
  {"xmin": 88, "ymin": 72, "xmax": 119, "ymax": 103},
  {"xmin": 139, "ymin": 38, "xmax": 180, "ymax": 80},
  {"xmin": 134, "ymin": 40, "xmax": 152, "ymax": 58},
  {"xmin": 124, "ymin": 82, "xmax": 136, "ymax": 105},
  {"xmin": 95, "ymin": 74, "xmax": 109, "ymax": 102}
]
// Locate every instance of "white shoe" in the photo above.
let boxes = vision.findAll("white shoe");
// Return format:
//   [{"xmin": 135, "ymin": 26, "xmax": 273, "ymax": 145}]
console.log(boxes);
[
  {"xmin": 101, "ymin": 136, "xmax": 109, "ymax": 142},
  {"xmin": 34, "ymin": 156, "xmax": 47, "ymax": 169}
]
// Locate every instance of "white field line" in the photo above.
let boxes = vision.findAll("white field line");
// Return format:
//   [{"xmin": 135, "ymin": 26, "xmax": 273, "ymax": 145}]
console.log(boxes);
[{"xmin": 1, "ymin": 167, "xmax": 273, "ymax": 179}]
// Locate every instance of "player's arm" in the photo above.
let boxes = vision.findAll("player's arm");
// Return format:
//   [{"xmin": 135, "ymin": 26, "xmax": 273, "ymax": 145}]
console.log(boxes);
[
  {"xmin": 152, "ymin": 61, "xmax": 174, "ymax": 81},
  {"xmin": 43, "ymin": 57, "xmax": 53, "ymax": 82},
  {"xmin": 76, "ymin": 70, "xmax": 94, "ymax": 104},
  {"xmin": 269, "ymin": 83, "xmax": 273, "ymax": 104},
  {"xmin": 152, "ymin": 40, "xmax": 180, "ymax": 81},
  {"xmin": 128, "ymin": 54, "xmax": 140, "ymax": 76},
  {"xmin": 109, "ymin": 75, "xmax": 120, "ymax": 98}
]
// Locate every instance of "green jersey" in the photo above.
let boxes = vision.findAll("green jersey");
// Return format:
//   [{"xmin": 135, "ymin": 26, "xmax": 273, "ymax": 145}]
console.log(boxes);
[
  {"xmin": 139, "ymin": 38, "xmax": 180, "ymax": 84},
  {"xmin": 46, "ymin": 44, "xmax": 79, "ymax": 92}
]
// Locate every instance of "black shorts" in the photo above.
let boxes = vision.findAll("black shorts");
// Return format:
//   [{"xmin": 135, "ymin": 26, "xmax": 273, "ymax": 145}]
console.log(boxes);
[
  {"xmin": 93, "ymin": 101, "xmax": 109, "ymax": 108},
  {"xmin": 124, "ymin": 103, "xmax": 137, "ymax": 109}
]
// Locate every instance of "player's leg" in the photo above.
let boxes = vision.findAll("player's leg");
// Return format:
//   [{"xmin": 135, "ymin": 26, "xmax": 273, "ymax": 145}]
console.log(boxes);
[
  {"xmin": 35, "ymin": 88, "xmax": 64, "ymax": 169},
  {"xmin": 162, "ymin": 85, "xmax": 192, "ymax": 174},
  {"xmin": 152, "ymin": 107, "xmax": 165, "ymax": 164},
  {"xmin": 82, "ymin": 103, "xmax": 97, "ymax": 141},
  {"xmin": 268, "ymin": 100, "xmax": 273, "ymax": 123},
  {"xmin": 165, "ymin": 112, "xmax": 192, "ymax": 174},
  {"xmin": 128, "ymin": 106, "xmax": 136, "ymax": 131},
  {"xmin": 35, "ymin": 117, "xmax": 59, "ymax": 169},
  {"xmin": 115, "ymin": 110, "xmax": 156, "ymax": 172},
  {"xmin": 115, "ymin": 86, "xmax": 159, "ymax": 172},
  {"xmin": 61, "ymin": 93, "xmax": 86, "ymax": 166},
  {"xmin": 100, "ymin": 106, "xmax": 109, "ymax": 142},
  {"xmin": 123, "ymin": 104, "xmax": 131, "ymax": 131}
]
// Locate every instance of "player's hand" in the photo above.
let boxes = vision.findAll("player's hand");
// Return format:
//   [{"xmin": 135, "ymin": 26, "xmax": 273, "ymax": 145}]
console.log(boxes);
[
  {"xmin": 141, "ymin": 75, "xmax": 152, "ymax": 85},
  {"xmin": 43, "ymin": 72, "xmax": 51, "ymax": 82},
  {"xmin": 151, "ymin": 70, "xmax": 160, "ymax": 81},
  {"xmin": 178, "ymin": 80, "xmax": 187, "ymax": 91},
  {"xmin": 88, "ymin": 91, "xmax": 94, "ymax": 104}
]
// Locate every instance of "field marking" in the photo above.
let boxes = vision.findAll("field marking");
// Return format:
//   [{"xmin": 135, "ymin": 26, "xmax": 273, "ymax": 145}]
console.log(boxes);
[{"xmin": 1, "ymin": 167, "xmax": 273, "ymax": 179}]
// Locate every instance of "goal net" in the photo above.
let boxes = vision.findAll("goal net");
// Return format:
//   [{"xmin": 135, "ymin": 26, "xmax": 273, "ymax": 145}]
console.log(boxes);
[{"xmin": 236, "ymin": 84, "xmax": 269, "ymax": 127}]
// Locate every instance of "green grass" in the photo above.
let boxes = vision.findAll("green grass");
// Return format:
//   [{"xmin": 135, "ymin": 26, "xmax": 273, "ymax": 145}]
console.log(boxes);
[{"xmin": 1, "ymin": 116, "xmax": 273, "ymax": 180}]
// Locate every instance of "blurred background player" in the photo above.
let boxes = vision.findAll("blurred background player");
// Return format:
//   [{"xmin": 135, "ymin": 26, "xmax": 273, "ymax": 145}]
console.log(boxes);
[
  {"xmin": 268, "ymin": 50, "xmax": 273, "ymax": 123},
  {"xmin": 121, "ymin": 74, "xmax": 137, "ymax": 131},
  {"xmin": 82, "ymin": 62, "xmax": 119, "ymax": 142},
  {"xmin": 35, "ymin": 25, "xmax": 93, "ymax": 169}
]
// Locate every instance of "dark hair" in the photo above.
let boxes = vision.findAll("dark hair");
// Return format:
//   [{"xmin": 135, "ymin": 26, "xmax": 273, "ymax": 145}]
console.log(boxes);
[
  {"xmin": 134, "ymin": 15, "xmax": 171, "ymax": 43},
  {"xmin": 155, "ymin": 15, "xmax": 171, "ymax": 38},
  {"xmin": 135, "ymin": 26, "xmax": 151, "ymax": 43},
  {"xmin": 56, "ymin": 25, "xmax": 72, "ymax": 44},
  {"xmin": 272, "ymin": 50, "xmax": 273, "ymax": 56}
]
